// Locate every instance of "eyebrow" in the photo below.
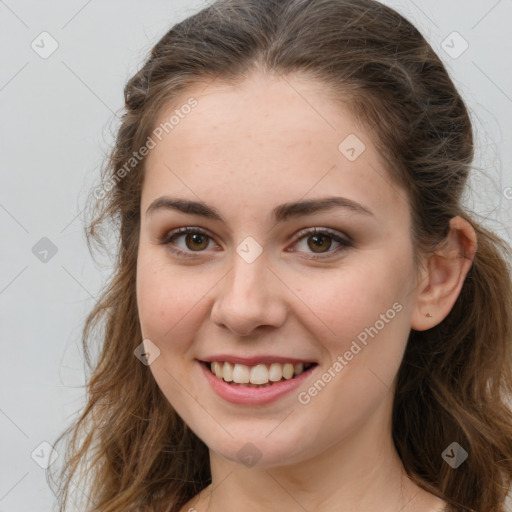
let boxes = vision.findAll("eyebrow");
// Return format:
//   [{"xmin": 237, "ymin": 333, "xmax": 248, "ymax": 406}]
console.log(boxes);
[{"xmin": 146, "ymin": 195, "xmax": 374, "ymax": 223}]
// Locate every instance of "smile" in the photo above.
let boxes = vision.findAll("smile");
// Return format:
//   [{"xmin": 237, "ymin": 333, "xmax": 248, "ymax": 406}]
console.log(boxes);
[
  {"xmin": 198, "ymin": 359, "xmax": 318, "ymax": 405},
  {"xmin": 206, "ymin": 361, "xmax": 315, "ymax": 386}
]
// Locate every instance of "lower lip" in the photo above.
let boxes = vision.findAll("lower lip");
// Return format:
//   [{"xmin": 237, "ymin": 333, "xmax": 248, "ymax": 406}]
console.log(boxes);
[{"xmin": 198, "ymin": 361, "xmax": 316, "ymax": 405}]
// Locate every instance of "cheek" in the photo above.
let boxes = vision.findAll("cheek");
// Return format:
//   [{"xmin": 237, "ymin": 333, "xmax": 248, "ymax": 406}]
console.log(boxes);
[
  {"xmin": 296, "ymin": 254, "xmax": 413, "ymax": 346},
  {"xmin": 136, "ymin": 254, "xmax": 192, "ymax": 350},
  {"xmin": 336, "ymin": 257, "xmax": 414, "ymax": 379},
  {"xmin": 136, "ymin": 252, "xmax": 221, "ymax": 362},
  {"xmin": 291, "ymin": 266, "xmax": 412, "ymax": 445}
]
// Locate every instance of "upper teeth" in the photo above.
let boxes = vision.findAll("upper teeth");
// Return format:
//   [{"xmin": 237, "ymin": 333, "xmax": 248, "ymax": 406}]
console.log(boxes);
[{"xmin": 210, "ymin": 361, "xmax": 309, "ymax": 384}]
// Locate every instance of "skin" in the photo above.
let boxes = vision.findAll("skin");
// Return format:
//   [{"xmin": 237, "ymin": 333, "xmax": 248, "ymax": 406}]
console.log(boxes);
[{"xmin": 136, "ymin": 71, "xmax": 476, "ymax": 512}]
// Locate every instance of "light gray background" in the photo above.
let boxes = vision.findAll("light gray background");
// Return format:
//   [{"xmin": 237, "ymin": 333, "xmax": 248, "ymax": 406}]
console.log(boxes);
[{"xmin": 1, "ymin": 1, "xmax": 511, "ymax": 511}]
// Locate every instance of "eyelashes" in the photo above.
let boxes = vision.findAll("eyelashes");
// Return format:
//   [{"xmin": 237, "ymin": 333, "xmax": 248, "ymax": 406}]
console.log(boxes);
[
  {"xmin": 160, "ymin": 227, "xmax": 215, "ymax": 257},
  {"xmin": 159, "ymin": 226, "xmax": 353, "ymax": 261},
  {"xmin": 287, "ymin": 227, "xmax": 353, "ymax": 260}
]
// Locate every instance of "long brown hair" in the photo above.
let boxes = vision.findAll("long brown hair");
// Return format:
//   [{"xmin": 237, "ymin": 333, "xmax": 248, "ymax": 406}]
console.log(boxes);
[{"xmin": 48, "ymin": 1, "xmax": 512, "ymax": 511}]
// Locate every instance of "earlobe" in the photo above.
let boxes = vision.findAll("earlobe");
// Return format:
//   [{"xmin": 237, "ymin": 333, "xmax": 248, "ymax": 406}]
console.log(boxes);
[{"xmin": 411, "ymin": 216, "xmax": 477, "ymax": 331}]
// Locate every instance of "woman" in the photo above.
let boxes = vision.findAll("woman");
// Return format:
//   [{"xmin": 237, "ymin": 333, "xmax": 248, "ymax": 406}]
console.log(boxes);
[{"xmin": 48, "ymin": 1, "xmax": 512, "ymax": 511}]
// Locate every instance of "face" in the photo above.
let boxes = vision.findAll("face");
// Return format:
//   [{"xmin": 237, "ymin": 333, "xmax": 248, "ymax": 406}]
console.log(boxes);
[{"xmin": 136, "ymin": 72, "xmax": 420, "ymax": 468}]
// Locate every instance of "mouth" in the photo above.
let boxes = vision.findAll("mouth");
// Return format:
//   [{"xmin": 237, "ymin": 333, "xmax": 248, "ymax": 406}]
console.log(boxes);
[{"xmin": 199, "ymin": 360, "xmax": 318, "ymax": 388}]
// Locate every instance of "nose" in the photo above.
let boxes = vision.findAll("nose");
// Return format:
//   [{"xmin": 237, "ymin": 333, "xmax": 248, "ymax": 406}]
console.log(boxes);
[{"xmin": 210, "ymin": 250, "xmax": 289, "ymax": 337}]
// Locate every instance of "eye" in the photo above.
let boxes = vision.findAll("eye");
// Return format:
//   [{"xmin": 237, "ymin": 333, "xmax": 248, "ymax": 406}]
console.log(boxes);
[
  {"xmin": 159, "ymin": 226, "xmax": 352, "ymax": 260},
  {"xmin": 159, "ymin": 227, "xmax": 216, "ymax": 258},
  {"xmin": 288, "ymin": 227, "xmax": 352, "ymax": 260}
]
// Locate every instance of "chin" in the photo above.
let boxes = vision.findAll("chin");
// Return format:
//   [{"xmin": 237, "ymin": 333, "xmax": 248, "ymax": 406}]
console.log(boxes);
[{"xmin": 193, "ymin": 422, "xmax": 319, "ymax": 470}]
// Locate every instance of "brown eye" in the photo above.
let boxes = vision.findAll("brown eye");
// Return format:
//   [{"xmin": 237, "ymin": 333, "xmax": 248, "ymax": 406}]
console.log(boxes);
[
  {"xmin": 184, "ymin": 232, "xmax": 209, "ymax": 251},
  {"xmin": 307, "ymin": 233, "xmax": 333, "ymax": 253},
  {"xmin": 161, "ymin": 226, "xmax": 352, "ymax": 261},
  {"xmin": 291, "ymin": 227, "xmax": 352, "ymax": 260},
  {"xmin": 160, "ymin": 227, "xmax": 215, "ymax": 258}
]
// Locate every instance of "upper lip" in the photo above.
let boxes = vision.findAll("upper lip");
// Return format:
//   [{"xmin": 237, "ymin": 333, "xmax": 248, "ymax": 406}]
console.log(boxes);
[{"xmin": 198, "ymin": 354, "xmax": 317, "ymax": 366}]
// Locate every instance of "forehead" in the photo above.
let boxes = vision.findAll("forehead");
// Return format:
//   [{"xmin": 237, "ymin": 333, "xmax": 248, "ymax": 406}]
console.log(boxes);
[
  {"xmin": 149, "ymin": 73, "xmax": 354, "ymax": 153},
  {"xmin": 141, "ymin": 73, "xmax": 408, "ymax": 224}
]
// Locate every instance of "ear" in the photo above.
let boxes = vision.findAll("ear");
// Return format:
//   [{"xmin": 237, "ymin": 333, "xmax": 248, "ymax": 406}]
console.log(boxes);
[{"xmin": 411, "ymin": 216, "xmax": 477, "ymax": 331}]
